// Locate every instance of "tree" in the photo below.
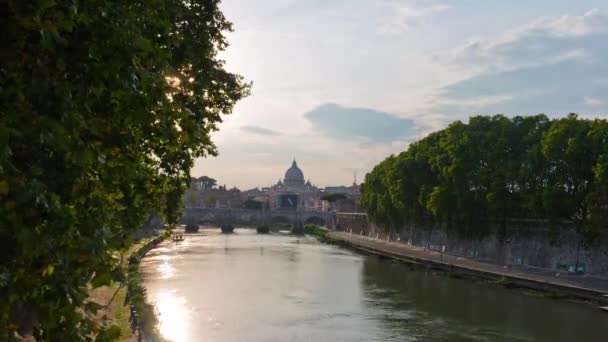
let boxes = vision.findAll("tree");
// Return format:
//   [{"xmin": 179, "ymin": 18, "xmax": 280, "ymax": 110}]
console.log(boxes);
[
  {"xmin": 320, "ymin": 193, "xmax": 347, "ymax": 202},
  {"xmin": 587, "ymin": 120, "xmax": 608, "ymax": 236},
  {"xmin": 197, "ymin": 176, "xmax": 218, "ymax": 189},
  {"xmin": 541, "ymin": 114, "xmax": 604, "ymax": 241},
  {"xmin": 361, "ymin": 156, "xmax": 402, "ymax": 230},
  {"xmin": 0, "ymin": 1, "xmax": 249, "ymax": 339},
  {"xmin": 361, "ymin": 114, "xmax": 608, "ymax": 242}
]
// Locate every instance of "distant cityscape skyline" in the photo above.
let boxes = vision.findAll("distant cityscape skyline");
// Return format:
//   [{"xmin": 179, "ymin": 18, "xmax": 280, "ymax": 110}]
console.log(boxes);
[
  {"xmin": 193, "ymin": 157, "xmax": 359, "ymax": 190},
  {"xmin": 192, "ymin": 1, "xmax": 608, "ymax": 189},
  {"xmin": 186, "ymin": 157, "xmax": 362, "ymax": 213}
]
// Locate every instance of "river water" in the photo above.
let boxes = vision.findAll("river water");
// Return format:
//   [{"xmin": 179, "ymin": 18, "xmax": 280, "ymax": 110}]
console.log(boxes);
[{"xmin": 141, "ymin": 229, "xmax": 607, "ymax": 341}]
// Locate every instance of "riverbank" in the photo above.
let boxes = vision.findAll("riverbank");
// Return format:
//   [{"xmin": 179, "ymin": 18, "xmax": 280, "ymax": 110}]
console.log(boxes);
[
  {"xmin": 123, "ymin": 234, "xmax": 167, "ymax": 341},
  {"xmin": 327, "ymin": 231, "xmax": 608, "ymax": 305},
  {"xmin": 88, "ymin": 233, "xmax": 167, "ymax": 341}
]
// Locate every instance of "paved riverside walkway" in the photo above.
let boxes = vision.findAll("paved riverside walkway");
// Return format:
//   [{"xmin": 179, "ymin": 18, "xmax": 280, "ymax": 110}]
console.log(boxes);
[{"xmin": 328, "ymin": 231, "xmax": 608, "ymax": 297}]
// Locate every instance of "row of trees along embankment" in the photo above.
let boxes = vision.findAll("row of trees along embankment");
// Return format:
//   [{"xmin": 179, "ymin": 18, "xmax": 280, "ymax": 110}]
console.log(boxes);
[{"xmin": 361, "ymin": 114, "xmax": 608, "ymax": 243}]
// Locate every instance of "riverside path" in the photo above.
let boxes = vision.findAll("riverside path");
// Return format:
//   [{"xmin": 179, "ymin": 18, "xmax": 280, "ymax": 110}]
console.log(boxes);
[{"xmin": 328, "ymin": 231, "xmax": 608, "ymax": 301}]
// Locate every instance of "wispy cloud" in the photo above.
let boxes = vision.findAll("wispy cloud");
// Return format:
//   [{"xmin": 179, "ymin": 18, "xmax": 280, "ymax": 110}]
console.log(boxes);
[
  {"xmin": 428, "ymin": 8, "xmax": 608, "ymax": 119},
  {"xmin": 443, "ymin": 8, "xmax": 607, "ymax": 73},
  {"xmin": 584, "ymin": 96, "xmax": 604, "ymax": 107},
  {"xmin": 241, "ymin": 125, "xmax": 281, "ymax": 136},
  {"xmin": 378, "ymin": 3, "xmax": 451, "ymax": 34},
  {"xmin": 440, "ymin": 94, "xmax": 514, "ymax": 108}
]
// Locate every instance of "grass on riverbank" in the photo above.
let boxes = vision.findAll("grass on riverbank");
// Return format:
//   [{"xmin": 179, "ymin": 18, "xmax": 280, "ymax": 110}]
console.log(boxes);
[
  {"xmin": 88, "ymin": 233, "xmax": 168, "ymax": 341},
  {"xmin": 125, "ymin": 234, "xmax": 168, "ymax": 341},
  {"xmin": 303, "ymin": 224, "xmax": 329, "ymax": 238},
  {"xmin": 88, "ymin": 283, "xmax": 131, "ymax": 339}
]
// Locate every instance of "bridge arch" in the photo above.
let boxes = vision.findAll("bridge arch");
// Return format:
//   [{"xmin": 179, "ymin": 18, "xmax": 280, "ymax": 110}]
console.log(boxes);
[
  {"xmin": 270, "ymin": 215, "xmax": 291, "ymax": 224},
  {"xmin": 182, "ymin": 207, "xmax": 336, "ymax": 229}
]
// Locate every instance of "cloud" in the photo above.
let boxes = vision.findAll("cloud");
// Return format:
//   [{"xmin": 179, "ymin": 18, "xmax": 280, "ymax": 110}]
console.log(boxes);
[
  {"xmin": 241, "ymin": 125, "xmax": 281, "ymax": 136},
  {"xmin": 194, "ymin": 3, "xmax": 608, "ymax": 190},
  {"xmin": 435, "ymin": 54, "xmax": 608, "ymax": 118},
  {"xmin": 441, "ymin": 94, "xmax": 514, "ymax": 108},
  {"xmin": 584, "ymin": 96, "xmax": 604, "ymax": 107},
  {"xmin": 445, "ymin": 8, "xmax": 607, "ymax": 73},
  {"xmin": 304, "ymin": 103, "xmax": 416, "ymax": 143},
  {"xmin": 430, "ymin": 8, "xmax": 608, "ymax": 119},
  {"xmin": 539, "ymin": 8, "xmax": 608, "ymax": 37},
  {"xmin": 378, "ymin": 3, "xmax": 450, "ymax": 34}
]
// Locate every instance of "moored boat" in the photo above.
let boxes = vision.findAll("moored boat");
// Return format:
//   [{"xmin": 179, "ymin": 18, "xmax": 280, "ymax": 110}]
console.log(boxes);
[
  {"xmin": 256, "ymin": 225, "xmax": 270, "ymax": 234},
  {"xmin": 221, "ymin": 224, "xmax": 235, "ymax": 233},
  {"xmin": 185, "ymin": 224, "xmax": 199, "ymax": 233}
]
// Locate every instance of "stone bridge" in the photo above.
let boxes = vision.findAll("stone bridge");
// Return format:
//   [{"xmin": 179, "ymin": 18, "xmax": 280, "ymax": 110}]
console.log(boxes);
[{"xmin": 181, "ymin": 207, "xmax": 337, "ymax": 228}]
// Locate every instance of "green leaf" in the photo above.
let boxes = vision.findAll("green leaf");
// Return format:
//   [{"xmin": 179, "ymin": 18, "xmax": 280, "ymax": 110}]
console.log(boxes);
[
  {"xmin": 2, "ymin": 0, "xmax": 249, "ymax": 338},
  {"xmin": 42, "ymin": 265, "xmax": 54, "ymax": 276},
  {"xmin": 0, "ymin": 180, "xmax": 8, "ymax": 195}
]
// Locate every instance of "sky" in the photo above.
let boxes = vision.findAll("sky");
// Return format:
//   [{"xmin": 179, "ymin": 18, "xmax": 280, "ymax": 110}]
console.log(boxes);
[{"xmin": 191, "ymin": 0, "xmax": 608, "ymax": 189}]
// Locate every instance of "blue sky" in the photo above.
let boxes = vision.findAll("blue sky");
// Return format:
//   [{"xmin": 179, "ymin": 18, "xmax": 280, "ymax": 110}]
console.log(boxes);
[{"xmin": 192, "ymin": 0, "xmax": 608, "ymax": 189}]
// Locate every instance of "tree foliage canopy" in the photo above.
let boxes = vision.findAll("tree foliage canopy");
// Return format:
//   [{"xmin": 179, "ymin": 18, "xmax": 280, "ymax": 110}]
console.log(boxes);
[
  {"xmin": 195, "ymin": 175, "xmax": 218, "ymax": 189},
  {"xmin": 361, "ymin": 114, "xmax": 608, "ymax": 240},
  {"xmin": 0, "ymin": 0, "xmax": 249, "ymax": 339},
  {"xmin": 320, "ymin": 193, "xmax": 347, "ymax": 202}
]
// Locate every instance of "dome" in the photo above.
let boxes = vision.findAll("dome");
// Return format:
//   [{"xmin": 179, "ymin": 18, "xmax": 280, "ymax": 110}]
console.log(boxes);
[{"xmin": 285, "ymin": 159, "xmax": 304, "ymax": 181}]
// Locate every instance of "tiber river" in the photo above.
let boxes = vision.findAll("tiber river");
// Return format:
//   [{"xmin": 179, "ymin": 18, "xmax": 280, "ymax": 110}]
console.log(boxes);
[{"xmin": 141, "ymin": 229, "xmax": 607, "ymax": 342}]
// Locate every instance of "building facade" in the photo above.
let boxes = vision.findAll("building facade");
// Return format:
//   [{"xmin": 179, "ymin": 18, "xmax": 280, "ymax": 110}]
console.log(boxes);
[
  {"xmin": 186, "ymin": 158, "xmax": 363, "ymax": 212},
  {"xmin": 267, "ymin": 159, "xmax": 323, "ymax": 211},
  {"xmin": 185, "ymin": 185, "xmax": 243, "ymax": 209}
]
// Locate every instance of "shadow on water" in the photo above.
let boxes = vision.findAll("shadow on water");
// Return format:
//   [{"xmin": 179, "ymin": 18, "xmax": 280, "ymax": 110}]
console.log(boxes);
[{"xmin": 361, "ymin": 255, "xmax": 607, "ymax": 342}]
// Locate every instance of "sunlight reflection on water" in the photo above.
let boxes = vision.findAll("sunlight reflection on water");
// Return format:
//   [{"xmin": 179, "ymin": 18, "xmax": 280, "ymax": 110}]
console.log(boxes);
[
  {"xmin": 156, "ymin": 290, "xmax": 189, "ymax": 342},
  {"xmin": 141, "ymin": 230, "xmax": 608, "ymax": 342},
  {"xmin": 158, "ymin": 262, "xmax": 175, "ymax": 279}
]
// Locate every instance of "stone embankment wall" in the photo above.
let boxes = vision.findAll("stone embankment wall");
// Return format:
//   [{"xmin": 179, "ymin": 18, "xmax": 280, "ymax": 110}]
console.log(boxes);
[
  {"xmin": 335, "ymin": 212, "xmax": 373, "ymax": 234},
  {"xmin": 335, "ymin": 215, "xmax": 608, "ymax": 275},
  {"xmin": 406, "ymin": 223, "xmax": 608, "ymax": 274}
]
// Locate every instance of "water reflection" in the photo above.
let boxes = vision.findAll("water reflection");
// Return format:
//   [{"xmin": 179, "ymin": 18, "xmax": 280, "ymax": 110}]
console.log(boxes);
[
  {"xmin": 141, "ymin": 229, "xmax": 607, "ymax": 342},
  {"xmin": 156, "ymin": 290, "xmax": 189, "ymax": 342},
  {"xmin": 361, "ymin": 256, "xmax": 606, "ymax": 341},
  {"xmin": 157, "ymin": 260, "xmax": 175, "ymax": 280}
]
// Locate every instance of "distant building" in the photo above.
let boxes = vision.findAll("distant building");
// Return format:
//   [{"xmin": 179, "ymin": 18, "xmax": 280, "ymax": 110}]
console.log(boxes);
[
  {"xmin": 185, "ymin": 158, "xmax": 363, "ymax": 212},
  {"xmin": 322, "ymin": 174, "xmax": 361, "ymax": 212},
  {"xmin": 332, "ymin": 198, "xmax": 359, "ymax": 212},
  {"xmin": 324, "ymin": 185, "xmax": 360, "ymax": 196},
  {"xmin": 241, "ymin": 187, "xmax": 267, "ymax": 201},
  {"xmin": 185, "ymin": 185, "xmax": 243, "ymax": 209},
  {"xmin": 267, "ymin": 159, "xmax": 323, "ymax": 210}
]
